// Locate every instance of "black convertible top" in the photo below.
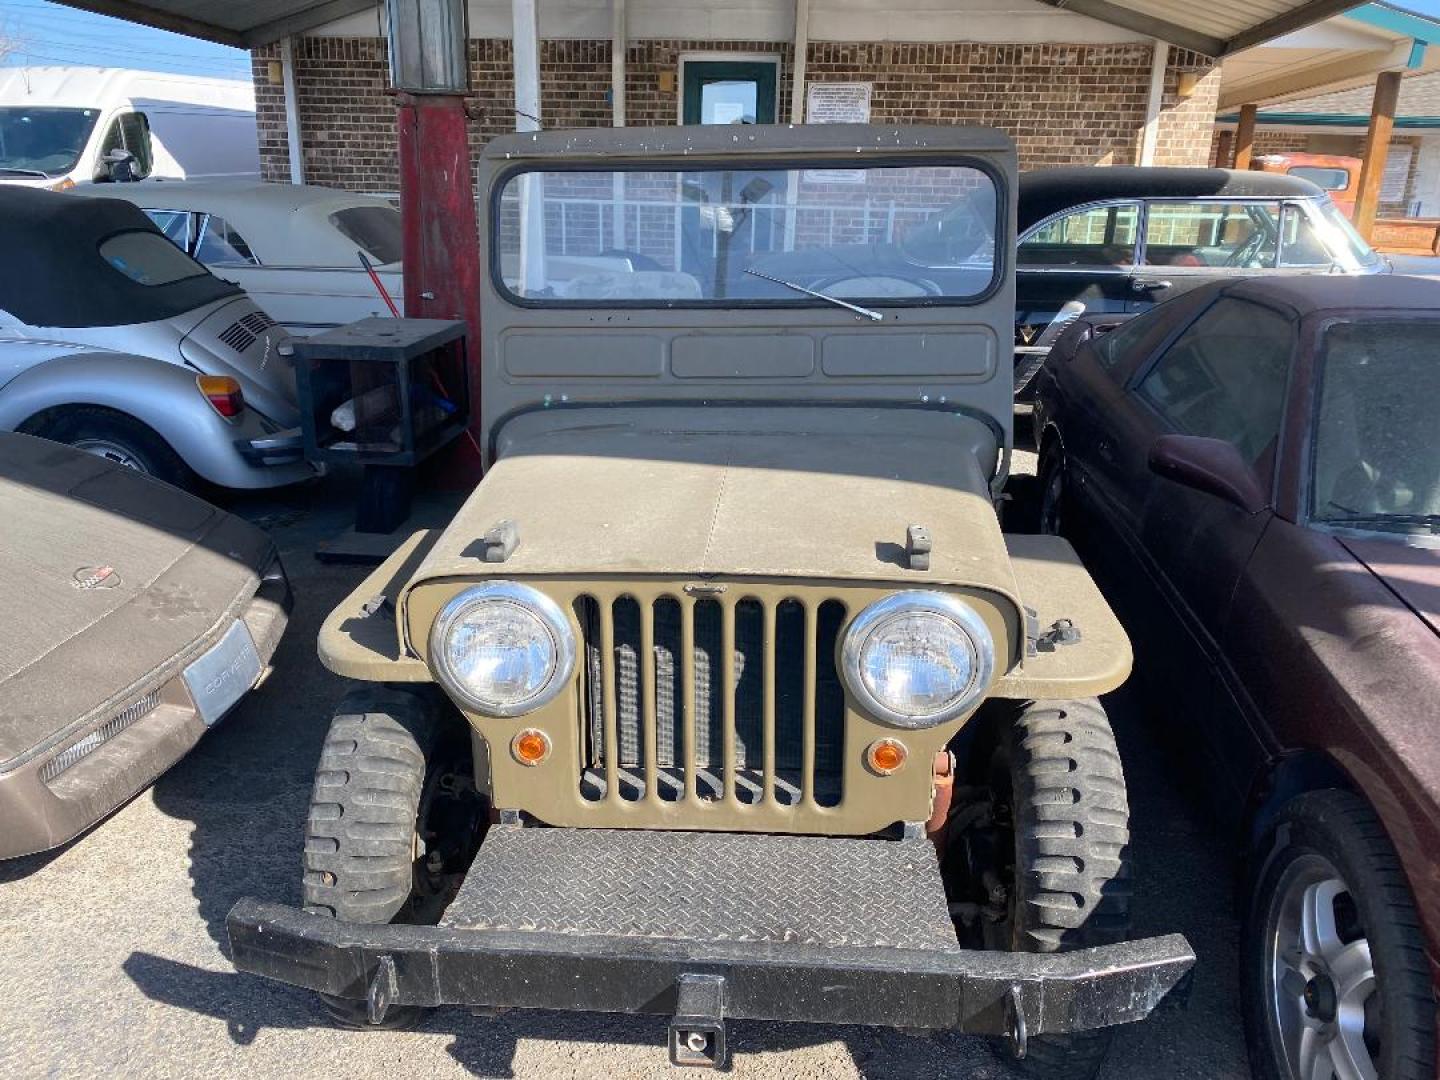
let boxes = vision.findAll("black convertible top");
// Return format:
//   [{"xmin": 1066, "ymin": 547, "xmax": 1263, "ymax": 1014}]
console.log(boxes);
[
  {"xmin": 1018, "ymin": 167, "xmax": 1325, "ymax": 235},
  {"xmin": 0, "ymin": 186, "xmax": 239, "ymax": 328}
]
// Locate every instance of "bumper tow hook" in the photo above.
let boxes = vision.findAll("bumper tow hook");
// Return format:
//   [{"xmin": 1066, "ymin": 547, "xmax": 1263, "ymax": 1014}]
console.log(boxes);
[{"xmin": 669, "ymin": 973, "xmax": 727, "ymax": 1068}]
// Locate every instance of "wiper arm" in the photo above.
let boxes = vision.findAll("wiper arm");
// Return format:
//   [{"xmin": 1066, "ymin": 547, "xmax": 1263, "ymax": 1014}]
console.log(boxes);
[
  {"xmin": 0, "ymin": 167, "xmax": 48, "ymax": 178},
  {"xmin": 744, "ymin": 268, "xmax": 883, "ymax": 322}
]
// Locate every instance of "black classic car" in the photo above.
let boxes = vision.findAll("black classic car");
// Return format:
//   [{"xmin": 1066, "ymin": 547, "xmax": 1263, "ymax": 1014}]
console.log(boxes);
[
  {"xmin": 1031, "ymin": 275, "xmax": 1440, "ymax": 1080},
  {"xmin": 1012, "ymin": 167, "xmax": 1387, "ymax": 393}
]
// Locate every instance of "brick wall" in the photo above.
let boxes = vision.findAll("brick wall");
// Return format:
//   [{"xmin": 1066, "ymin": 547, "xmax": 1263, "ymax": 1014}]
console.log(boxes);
[
  {"xmin": 253, "ymin": 37, "xmax": 1218, "ymax": 190},
  {"xmin": 1154, "ymin": 50, "xmax": 1221, "ymax": 166}
]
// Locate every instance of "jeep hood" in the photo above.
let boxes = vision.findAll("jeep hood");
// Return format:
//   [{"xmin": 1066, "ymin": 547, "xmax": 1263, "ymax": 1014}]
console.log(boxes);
[{"xmin": 408, "ymin": 405, "xmax": 1019, "ymax": 598}]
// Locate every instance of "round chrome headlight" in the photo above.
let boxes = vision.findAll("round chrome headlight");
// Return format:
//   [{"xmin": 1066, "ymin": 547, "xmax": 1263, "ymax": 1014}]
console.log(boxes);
[
  {"xmin": 840, "ymin": 592, "xmax": 994, "ymax": 728},
  {"xmin": 429, "ymin": 582, "xmax": 576, "ymax": 717}
]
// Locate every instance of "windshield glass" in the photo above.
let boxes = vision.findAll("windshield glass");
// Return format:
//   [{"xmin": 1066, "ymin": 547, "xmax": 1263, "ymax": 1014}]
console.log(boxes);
[
  {"xmin": 494, "ymin": 163, "xmax": 997, "ymax": 305},
  {"xmin": 1312, "ymin": 319, "xmax": 1440, "ymax": 528},
  {"xmin": 1314, "ymin": 199, "xmax": 1379, "ymax": 268},
  {"xmin": 330, "ymin": 205, "xmax": 403, "ymax": 264},
  {"xmin": 0, "ymin": 106, "xmax": 100, "ymax": 177}
]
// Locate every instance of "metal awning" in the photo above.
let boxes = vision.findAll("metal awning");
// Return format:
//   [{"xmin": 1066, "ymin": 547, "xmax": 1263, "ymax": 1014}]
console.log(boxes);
[{"xmin": 56, "ymin": 0, "xmax": 1365, "ymax": 56}]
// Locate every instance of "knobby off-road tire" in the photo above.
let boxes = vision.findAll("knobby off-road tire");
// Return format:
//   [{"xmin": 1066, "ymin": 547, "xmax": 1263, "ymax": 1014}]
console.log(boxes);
[
  {"xmin": 303, "ymin": 686, "xmax": 441, "ymax": 1031},
  {"xmin": 1004, "ymin": 698, "xmax": 1132, "ymax": 1080},
  {"xmin": 1243, "ymin": 789, "xmax": 1435, "ymax": 1080}
]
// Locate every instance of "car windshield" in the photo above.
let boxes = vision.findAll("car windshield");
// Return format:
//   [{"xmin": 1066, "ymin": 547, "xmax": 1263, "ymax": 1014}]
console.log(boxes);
[
  {"xmin": 0, "ymin": 106, "xmax": 100, "ymax": 177},
  {"xmin": 1312, "ymin": 319, "xmax": 1440, "ymax": 530},
  {"xmin": 330, "ymin": 205, "xmax": 403, "ymax": 265},
  {"xmin": 494, "ymin": 163, "xmax": 997, "ymax": 305},
  {"xmin": 1313, "ymin": 198, "xmax": 1380, "ymax": 268}
]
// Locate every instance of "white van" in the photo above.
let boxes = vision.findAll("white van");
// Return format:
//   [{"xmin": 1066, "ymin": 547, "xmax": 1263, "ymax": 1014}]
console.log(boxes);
[{"xmin": 0, "ymin": 67, "xmax": 258, "ymax": 189}]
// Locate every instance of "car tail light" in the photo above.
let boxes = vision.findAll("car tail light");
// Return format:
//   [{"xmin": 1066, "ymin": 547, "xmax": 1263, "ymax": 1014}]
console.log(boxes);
[{"xmin": 197, "ymin": 375, "xmax": 244, "ymax": 418}]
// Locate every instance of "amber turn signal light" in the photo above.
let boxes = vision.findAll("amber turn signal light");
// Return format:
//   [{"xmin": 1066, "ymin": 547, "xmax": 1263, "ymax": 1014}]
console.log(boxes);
[
  {"xmin": 511, "ymin": 728, "xmax": 552, "ymax": 766},
  {"xmin": 197, "ymin": 375, "xmax": 244, "ymax": 418},
  {"xmin": 866, "ymin": 737, "xmax": 908, "ymax": 776}
]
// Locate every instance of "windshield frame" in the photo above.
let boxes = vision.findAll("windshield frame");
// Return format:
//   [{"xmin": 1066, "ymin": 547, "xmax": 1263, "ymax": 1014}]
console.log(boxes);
[
  {"xmin": 487, "ymin": 154, "xmax": 1007, "ymax": 311},
  {"xmin": 0, "ymin": 105, "xmax": 101, "ymax": 179},
  {"xmin": 1306, "ymin": 313, "xmax": 1440, "ymax": 533}
]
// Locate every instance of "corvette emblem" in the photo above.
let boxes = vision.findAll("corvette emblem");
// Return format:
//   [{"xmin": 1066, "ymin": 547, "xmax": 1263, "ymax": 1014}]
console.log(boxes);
[{"xmin": 73, "ymin": 565, "xmax": 121, "ymax": 590}]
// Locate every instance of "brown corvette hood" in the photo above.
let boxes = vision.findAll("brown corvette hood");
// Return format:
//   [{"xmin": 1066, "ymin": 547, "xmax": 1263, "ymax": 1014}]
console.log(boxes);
[
  {"xmin": 410, "ymin": 405, "xmax": 1017, "ymax": 597},
  {"xmin": 1339, "ymin": 535, "xmax": 1440, "ymax": 637},
  {"xmin": 0, "ymin": 433, "xmax": 273, "ymax": 769}
]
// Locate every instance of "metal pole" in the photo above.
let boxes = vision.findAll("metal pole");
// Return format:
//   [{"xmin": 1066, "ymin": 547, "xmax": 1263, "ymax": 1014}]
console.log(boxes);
[
  {"xmin": 280, "ymin": 35, "xmax": 305, "ymax": 185},
  {"xmin": 611, "ymin": 0, "xmax": 626, "ymax": 127},
  {"xmin": 513, "ymin": 0, "xmax": 546, "ymax": 294},
  {"xmin": 789, "ymin": 0, "xmax": 810, "ymax": 125},
  {"xmin": 1355, "ymin": 70, "xmax": 1403, "ymax": 241},
  {"xmin": 611, "ymin": 0, "xmax": 626, "ymax": 250},
  {"xmin": 1138, "ymin": 40, "xmax": 1168, "ymax": 167}
]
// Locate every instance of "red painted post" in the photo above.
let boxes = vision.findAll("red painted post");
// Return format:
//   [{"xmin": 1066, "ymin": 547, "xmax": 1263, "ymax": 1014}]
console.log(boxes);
[{"xmin": 396, "ymin": 91, "xmax": 485, "ymax": 482}]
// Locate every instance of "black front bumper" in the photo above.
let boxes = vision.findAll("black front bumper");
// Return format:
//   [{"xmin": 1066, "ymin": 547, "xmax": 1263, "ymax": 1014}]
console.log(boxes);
[
  {"xmin": 229, "ymin": 826, "xmax": 1192, "ymax": 1065},
  {"xmin": 229, "ymin": 898, "xmax": 1191, "ymax": 1036}
]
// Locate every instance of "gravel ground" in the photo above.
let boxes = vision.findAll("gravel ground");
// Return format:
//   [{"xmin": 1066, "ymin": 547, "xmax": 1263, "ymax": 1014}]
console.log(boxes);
[{"xmin": 0, "ymin": 434, "xmax": 1250, "ymax": 1080}]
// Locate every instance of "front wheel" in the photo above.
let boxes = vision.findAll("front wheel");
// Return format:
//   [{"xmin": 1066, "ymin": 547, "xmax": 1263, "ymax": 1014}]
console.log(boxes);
[
  {"xmin": 303, "ymin": 685, "xmax": 484, "ymax": 1030},
  {"xmin": 987, "ymin": 699, "xmax": 1132, "ymax": 1080},
  {"xmin": 28, "ymin": 407, "xmax": 195, "ymax": 490},
  {"xmin": 1037, "ymin": 447, "xmax": 1067, "ymax": 538},
  {"xmin": 1243, "ymin": 790, "xmax": 1435, "ymax": 1080}
]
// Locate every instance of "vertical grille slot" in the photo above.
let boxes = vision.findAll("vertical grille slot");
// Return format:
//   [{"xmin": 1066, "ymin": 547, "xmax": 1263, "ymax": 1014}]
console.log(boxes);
[{"xmin": 579, "ymin": 590, "xmax": 847, "ymax": 811}]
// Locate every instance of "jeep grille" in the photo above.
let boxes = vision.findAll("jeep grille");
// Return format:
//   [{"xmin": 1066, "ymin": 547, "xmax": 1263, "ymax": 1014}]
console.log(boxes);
[{"xmin": 576, "ymin": 592, "xmax": 848, "ymax": 808}]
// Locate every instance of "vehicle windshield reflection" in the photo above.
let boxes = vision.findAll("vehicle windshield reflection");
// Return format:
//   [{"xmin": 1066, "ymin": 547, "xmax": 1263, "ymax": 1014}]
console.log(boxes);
[
  {"xmin": 1313, "ymin": 319, "xmax": 1440, "ymax": 530},
  {"xmin": 0, "ymin": 106, "xmax": 101, "ymax": 178},
  {"xmin": 494, "ymin": 163, "xmax": 998, "ymax": 305}
]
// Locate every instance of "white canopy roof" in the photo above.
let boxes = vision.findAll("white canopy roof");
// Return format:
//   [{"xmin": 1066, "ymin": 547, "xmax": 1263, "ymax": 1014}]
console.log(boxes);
[{"xmin": 53, "ymin": 0, "xmax": 1364, "ymax": 56}]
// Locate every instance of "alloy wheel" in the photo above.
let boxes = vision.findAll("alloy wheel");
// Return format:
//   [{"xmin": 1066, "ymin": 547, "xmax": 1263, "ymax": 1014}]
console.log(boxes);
[{"xmin": 1267, "ymin": 855, "xmax": 1379, "ymax": 1080}]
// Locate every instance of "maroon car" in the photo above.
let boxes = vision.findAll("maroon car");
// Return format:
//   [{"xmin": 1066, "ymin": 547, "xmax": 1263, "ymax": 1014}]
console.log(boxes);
[{"xmin": 1031, "ymin": 275, "xmax": 1440, "ymax": 1080}]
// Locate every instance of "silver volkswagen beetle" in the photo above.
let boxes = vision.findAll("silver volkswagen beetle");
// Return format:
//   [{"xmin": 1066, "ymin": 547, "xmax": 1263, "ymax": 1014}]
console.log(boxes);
[{"xmin": 0, "ymin": 187, "xmax": 313, "ymax": 489}]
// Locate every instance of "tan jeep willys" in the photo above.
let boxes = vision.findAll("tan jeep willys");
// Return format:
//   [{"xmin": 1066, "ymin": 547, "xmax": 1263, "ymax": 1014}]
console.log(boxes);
[{"xmin": 227, "ymin": 125, "xmax": 1193, "ymax": 1076}]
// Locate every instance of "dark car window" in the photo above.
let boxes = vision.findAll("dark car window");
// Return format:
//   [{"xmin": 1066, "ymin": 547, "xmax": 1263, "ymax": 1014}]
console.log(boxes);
[
  {"xmin": 1095, "ymin": 311, "xmax": 1155, "ymax": 374},
  {"xmin": 1018, "ymin": 203, "xmax": 1138, "ymax": 268},
  {"xmin": 144, "ymin": 209, "xmax": 197, "ymax": 252},
  {"xmin": 1287, "ymin": 166, "xmax": 1348, "ymax": 191},
  {"xmin": 1277, "ymin": 205, "xmax": 1333, "ymax": 269},
  {"xmin": 96, "ymin": 112, "xmax": 153, "ymax": 179},
  {"xmin": 100, "ymin": 230, "xmax": 210, "ymax": 286},
  {"xmin": 1136, "ymin": 298, "xmax": 1292, "ymax": 464},
  {"xmin": 1312, "ymin": 320, "xmax": 1440, "ymax": 524},
  {"xmin": 1142, "ymin": 201, "xmax": 1280, "ymax": 269},
  {"xmin": 330, "ymin": 205, "xmax": 404, "ymax": 265},
  {"xmin": 195, "ymin": 214, "xmax": 260, "ymax": 265},
  {"xmin": 0, "ymin": 106, "xmax": 100, "ymax": 177}
]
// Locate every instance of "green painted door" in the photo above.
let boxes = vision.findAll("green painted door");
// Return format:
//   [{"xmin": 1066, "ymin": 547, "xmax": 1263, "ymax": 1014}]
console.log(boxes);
[{"xmin": 682, "ymin": 61, "xmax": 777, "ymax": 126}]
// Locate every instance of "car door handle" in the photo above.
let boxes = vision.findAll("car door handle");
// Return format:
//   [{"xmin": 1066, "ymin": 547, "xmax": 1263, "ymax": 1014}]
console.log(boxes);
[{"xmin": 1131, "ymin": 279, "xmax": 1172, "ymax": 293}]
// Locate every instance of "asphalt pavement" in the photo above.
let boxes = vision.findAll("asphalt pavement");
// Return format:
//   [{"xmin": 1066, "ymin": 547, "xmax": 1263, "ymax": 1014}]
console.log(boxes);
[{"xmin": 0, "ymin": 445, "xmax": 1251, "ymax": 1080}]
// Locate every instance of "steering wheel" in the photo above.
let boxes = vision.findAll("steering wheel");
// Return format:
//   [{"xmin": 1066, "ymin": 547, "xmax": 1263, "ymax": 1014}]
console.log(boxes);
[{"xmin": 1224, "ymin": 233, "xmax": 1263, "ymax": 268}]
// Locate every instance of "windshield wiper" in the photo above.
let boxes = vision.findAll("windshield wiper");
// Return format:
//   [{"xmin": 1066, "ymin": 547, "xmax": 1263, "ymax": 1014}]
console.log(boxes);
[
  {"xmin": 0, "ymin": 167, "xmax": 48, "ymax": 178},
  {"xmin": 744, "ymin": 268, "xmax": 883, "ymax": 322}
]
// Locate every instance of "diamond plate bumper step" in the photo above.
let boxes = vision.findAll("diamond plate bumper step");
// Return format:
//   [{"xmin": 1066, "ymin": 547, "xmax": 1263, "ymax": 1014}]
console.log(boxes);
[{"xmin": 227, "ymin": 826, "xmax": 1194, "ymax": 1065}]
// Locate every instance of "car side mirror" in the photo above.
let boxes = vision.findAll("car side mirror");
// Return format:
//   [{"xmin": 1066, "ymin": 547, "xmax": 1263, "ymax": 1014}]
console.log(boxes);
[
  {"xmin": 1147, "ymin": 434, "xmax": 1268, "ymax": 514},
  {"xmin": 103, "ymin": 148, "xmax": 136, "ymax": 183}
]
